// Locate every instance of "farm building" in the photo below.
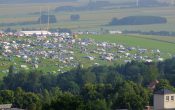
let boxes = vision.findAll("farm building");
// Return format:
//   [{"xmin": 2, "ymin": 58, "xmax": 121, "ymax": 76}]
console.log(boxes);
[
  {"xmin": 154, "ymin": 89, "xmax": 175, "ymax": 110},
  {"xmin": 109, "ymin": 30, "xmax": 122, "ymax": 34},
  {"xmin": 18, "ymin": 30, "xmax": 51, "ymax": 36}
]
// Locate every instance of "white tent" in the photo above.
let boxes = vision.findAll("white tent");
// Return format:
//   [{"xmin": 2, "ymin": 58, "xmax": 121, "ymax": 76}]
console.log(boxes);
[{"xmin": 19, "ymin": 30, "xmax": 51, "ymax": 36}]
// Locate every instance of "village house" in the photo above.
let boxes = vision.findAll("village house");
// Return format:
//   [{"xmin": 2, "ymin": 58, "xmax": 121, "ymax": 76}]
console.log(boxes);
[
  {"xmin": 154, "ymin": 89, "xmax": 175, "ymax": 110},
  {"xmin": 0, "ymin": 104, "xmax": 24, "ymax": 110},
  {"xmin": 0, "ymin": 104, "xmax": 12, "ymax": 110}
]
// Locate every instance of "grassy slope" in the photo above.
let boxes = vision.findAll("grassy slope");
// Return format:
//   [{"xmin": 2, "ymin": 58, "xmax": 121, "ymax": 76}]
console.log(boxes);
[
  {"xmin": 80, "ymin": 34, "xmax": 175, "ymax": 55},
  {"xmin": 0, "ymin": 34, "xmax": 175, "ymax": 78}
]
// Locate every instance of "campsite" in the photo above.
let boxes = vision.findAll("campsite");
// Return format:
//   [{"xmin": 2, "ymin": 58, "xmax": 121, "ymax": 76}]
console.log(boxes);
[{"xmin": 0, "ymin": 31, "xmax": 175, "ymax": 77}]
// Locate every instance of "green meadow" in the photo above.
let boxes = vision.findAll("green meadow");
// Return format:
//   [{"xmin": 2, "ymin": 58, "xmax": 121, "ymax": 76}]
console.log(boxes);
[{"xmin": 80, "ymin": 34, "xmax": 175, "ymax": 56}]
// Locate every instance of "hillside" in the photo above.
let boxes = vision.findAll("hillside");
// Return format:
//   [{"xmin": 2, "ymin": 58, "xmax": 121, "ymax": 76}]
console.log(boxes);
[
  {"xmin": 0, "ymin": 0, "xmax": 78, "ymax": 4},
  {"xmin": 0, "ymin": 0, "xmax": 168, "ymax": 4}
]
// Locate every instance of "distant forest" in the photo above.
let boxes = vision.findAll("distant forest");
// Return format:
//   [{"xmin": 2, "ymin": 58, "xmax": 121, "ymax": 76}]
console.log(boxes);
[{"xmin": 109, "ymin": 16, "xmax": 167, "ymax": 26}]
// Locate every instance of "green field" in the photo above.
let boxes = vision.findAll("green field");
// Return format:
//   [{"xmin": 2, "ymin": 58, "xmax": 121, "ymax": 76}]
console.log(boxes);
[{"xmin": 80, "ymin": 34, "xmax": 175, "ymax": 56}]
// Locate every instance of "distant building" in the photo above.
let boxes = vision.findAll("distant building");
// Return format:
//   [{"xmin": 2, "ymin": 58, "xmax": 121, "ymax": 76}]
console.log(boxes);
[
  {"xmin": 0, "ymin": 104, "xmax": 12, "ymax": 110},
  {"xmin": 109, "ymin": 30, "xmax": 122, "ymax": 34},
  {"xmin": 0, "ymin": 104, "xmax": 24, "ymax": 110},
  {"xmin": 154, "ymin": 89, "xmax": 175, "ymax": 110},
  {"xmin": 18, "ymin": 30, "xmax": 51, "ymax": 36}
]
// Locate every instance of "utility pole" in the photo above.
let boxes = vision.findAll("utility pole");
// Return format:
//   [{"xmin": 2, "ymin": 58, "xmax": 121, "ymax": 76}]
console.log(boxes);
[
  {"xmin": 172, "ymin": 0, "xmax": 174, "ymax": 6},
  {"xmin": 40, "ymin": 6, "xmax": 42, "ymax": 30},
  {"xmin": 47, "ymin": 6, "xmax": 50, "ymax": 31},
  {"xmin": 136, "ymin": 0, "xmax": 139, "ymax": 8}
]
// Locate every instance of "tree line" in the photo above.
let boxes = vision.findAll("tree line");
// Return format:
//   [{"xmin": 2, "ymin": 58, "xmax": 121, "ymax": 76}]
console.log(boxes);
[
  {"xmin": 109, "ymin": 16, "xmax": 167, "ymax": 26},
  {"xmin": 0, "ymin": 58, "xmax": 175, "ymax": 110}
]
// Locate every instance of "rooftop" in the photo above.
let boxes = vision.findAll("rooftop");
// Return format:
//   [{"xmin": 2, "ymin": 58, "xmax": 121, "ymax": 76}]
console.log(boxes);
[
  {"xmin": 0, "ymin": 104, "xmax": 12, "ymax": 109},
  {"xmin": 154, "ymin": 89, "xmax": 175, "ymax": 95}
]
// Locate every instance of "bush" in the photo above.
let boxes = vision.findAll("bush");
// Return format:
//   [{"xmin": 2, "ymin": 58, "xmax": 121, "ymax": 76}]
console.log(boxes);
[
  {"xmin": 70, "ymin": 14, "xmax": 80, "ymax": 21},
  {"xmin": 38, "ymin": 15, "xmax": 57, "ymax": 24}
]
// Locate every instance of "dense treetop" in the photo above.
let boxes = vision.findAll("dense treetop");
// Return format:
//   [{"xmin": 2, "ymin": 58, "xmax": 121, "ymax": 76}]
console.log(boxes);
[{"xmin": 0, "ymin": 58, "xmax": 175, "ymax": 109}]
